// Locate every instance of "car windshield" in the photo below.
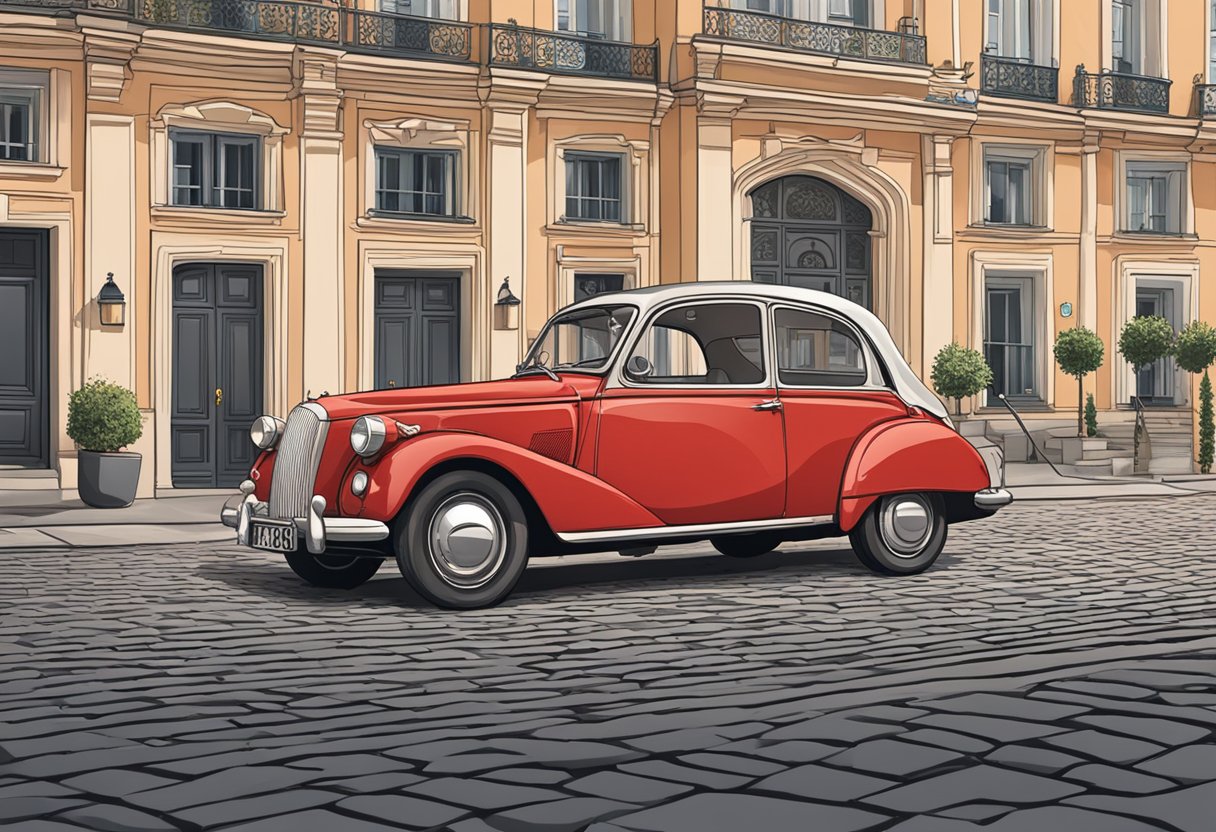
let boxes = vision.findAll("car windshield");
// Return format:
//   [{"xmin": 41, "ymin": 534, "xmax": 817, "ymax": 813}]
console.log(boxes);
[{"xmin": 522, "ymin": 305, "xmax": 636, "ymax": 373}]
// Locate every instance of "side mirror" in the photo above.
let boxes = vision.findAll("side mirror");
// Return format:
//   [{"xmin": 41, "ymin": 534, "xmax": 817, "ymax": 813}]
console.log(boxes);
[{"xmin": 625, "ymin": 355, "xmax": 653, "ymax": 380}]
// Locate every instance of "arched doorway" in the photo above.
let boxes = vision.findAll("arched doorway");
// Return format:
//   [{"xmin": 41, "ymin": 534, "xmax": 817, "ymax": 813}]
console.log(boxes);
[{"xmin": 747, "ymin": 175, "xmax": 873, "ymax": 309}]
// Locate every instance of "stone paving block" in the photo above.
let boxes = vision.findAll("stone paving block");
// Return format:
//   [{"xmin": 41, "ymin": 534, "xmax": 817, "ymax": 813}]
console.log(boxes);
[
  {"xmin": 912, "ymin": 714, "xmax": 1067, "ymax": 744},
  {"xmin": 404, "ymin": 777, "xmax": 565, "ymax": 811},
  {"xmin": 479, "ymin": 768, "xmax": 572, "ymax": 786},
  {"xmin": 62, "ymin": 769, "xmax": 179, "ymax": 798},
  {"xmin": 58, "ymin": 803, "xmax": 184, "ymax": 831},
  {"xmin": 751, "ymin": 763, "xmax": 896, "ymax": 802},
  {"xmin": 984, "ymin": 744, "xmax": 1085, "ymax": 774},
  {"xmin": 220, "ymin": 808, "xmax": 406, "ymax": 831},
  {"xmin": 1062, "ymin": 763, "xmax": 1175, "ymax": 794},
  {"xmin": 1047, "ymin": 681, "xmax": 1157, "ymax": 700},
  {"xmin": 287, "ymin": 754, "xmax": 412, "ymax": 779},
  {"xmin": 897, "ymin": 729, "xmax": 994, "ymax": 755},
  {"xmin": 762, "ymin": 716, "xmax": 902, "ymax": 744},
  {"xmin": 1042, "ymin": 730, "xmax": 1166, "ymax": 765},
  {"xmin": 675, "ymin": 752, "xmax": 783, "ymax": 777},
  {"xmin": 423, "ymin": 753, "xmax": 529, "ymax": 775},
  {"xmin": 176, "ymin": 788, "xmax": 338, "ymax": 827},
  {"xmin": 823, "ymin": 737, "xmax": 963, "ymax": 778},
  {"xmin": 606, "ymin": 793, "xmax": 889, "ymax": 832},
  {"xmin": 1077, "ymin": 715, "xmax": 1210, "ymax": 747},
  {"xmin": 1135, "ymin": 744, "xmax": 1216, "ymax": 782},
  {"xmin": 338, "ymin": 794, "xmax": 471, "ymax": 829},
  {"xmin": 489, "ymin": 797, "xmax": 638, "ymax": 832},
  {"xmin": 936, "ymin": 803, "xmax": 1014, "ymax": 821},
  {"xmin": 725, "ymin": 739, "xmax": 838, "ymax": 763},
  {"xmin": 320, "ymin": 772, "xmax": 425, "ymax": 794},
  {"xmin": 0, "ymin": 796, "xmax": 88, "ymax": 823},
  {"xmin": 923, "ymin": 693, "xmax": 1089, "ymax": 722},
  {"xmin": 565, "ymin": 771, "xmax": 693, "ymax": 803},
  {"xmin": 617, "ymin": 761, "xmax": 753, "ymax": 790},
  {"xmin": 863, "ymin": 764, "xmax": 1083, "ymax": 813},
  {"xmin": 125, "ymin": 765, "xmax": 322, "ymax": 812}
]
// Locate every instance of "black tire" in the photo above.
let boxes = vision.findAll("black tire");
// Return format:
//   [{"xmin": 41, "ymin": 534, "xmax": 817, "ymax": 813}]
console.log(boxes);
[
  {"xmin": 395, "ymin": 471, "xmax": 529, "ymax": 609},
  {"xmin": 284, "ymin": 551, "xmax": 383, "ymax": 589},
  {"xmin": 849, "ymin": 493, "xmax": 947, "ymax": 575},
  {"xmin": 711, "ymin": 532, "xmax": 781, "ymax": 558}
]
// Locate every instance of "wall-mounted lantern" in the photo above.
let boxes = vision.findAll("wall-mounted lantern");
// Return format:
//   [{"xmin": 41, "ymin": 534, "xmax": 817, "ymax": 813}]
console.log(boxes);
[
  {"xmin": 98, "ymin": 273, "xmax": 126, "ymax": 328},
  {"xmin": 494, "ymin": 277, "xmax": 520, "ymax": 331}
]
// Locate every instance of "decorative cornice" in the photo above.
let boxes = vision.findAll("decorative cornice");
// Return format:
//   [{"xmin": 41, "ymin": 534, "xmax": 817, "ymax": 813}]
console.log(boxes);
[
  {"xmin": 81, "ymin": 22, "xmax": 140, "ymax": 102},
  {"xmin": 154, "ymin": 101, "xmax": 289, "ymax": 135},
  {"xmin": 296, "ymin": 52, "xmax": 343, "ymax": 138}
]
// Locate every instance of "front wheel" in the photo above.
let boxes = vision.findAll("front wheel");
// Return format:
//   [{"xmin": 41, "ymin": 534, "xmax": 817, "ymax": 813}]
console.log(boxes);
[
  {"xmin": 849, "ymin": 493, "xmax": 947, "ymax": 575},
  {"xmin": 396, "ymin": 471, "xmax": 530, "ymax": 609},
  {"xmin": 285, "ymin": 551, "xmax": 383, "ymax": 589}
]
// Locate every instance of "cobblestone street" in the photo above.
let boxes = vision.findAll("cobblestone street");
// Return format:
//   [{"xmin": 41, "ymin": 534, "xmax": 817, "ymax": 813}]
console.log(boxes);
[{"xmin": 2, "ymin": 495, "xmax": 1216, "ymax": 832}]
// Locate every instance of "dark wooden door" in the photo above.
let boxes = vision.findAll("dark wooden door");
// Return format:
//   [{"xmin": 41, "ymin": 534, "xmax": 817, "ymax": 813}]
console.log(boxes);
[
  {"xmin": 0, "ymin": 230, "xmax": 49, "ymax": 467},
  {"xmin": 374, "ymin": 272, "xmax": 460, "ymax": 389},
  {"xmin": 171, "ymin": 263, "xmax": 264, "ymax": 488}
]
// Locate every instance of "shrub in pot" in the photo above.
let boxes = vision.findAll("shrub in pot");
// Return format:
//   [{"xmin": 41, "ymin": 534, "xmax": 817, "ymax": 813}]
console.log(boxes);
[
  {"xmin": 1054, "ymin": 327, "xmax": 1104, "ymax": 438},
  {"xmin": 930, "ymin": 343, "xmax": 993, "ymax": 417},
  {"xmin": 67, "ymin": 378, "xmax": 143, "ymax": 508},
  {"xmin": 1174, "ymin": 320, "xmax": 1216, "ymax": 474}
]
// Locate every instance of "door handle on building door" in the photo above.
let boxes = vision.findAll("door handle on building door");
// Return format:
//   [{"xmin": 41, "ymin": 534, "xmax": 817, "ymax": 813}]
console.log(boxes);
[{"xmin": 215, "ymin": 387, "xmax": 223, "ymax": 407}]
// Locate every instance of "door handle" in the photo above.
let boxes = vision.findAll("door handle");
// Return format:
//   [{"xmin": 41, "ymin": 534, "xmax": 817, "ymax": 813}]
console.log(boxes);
[
  {"xmin": 388, "ymin": 380, "xmax": 397, "ymax": 388},
  {"xmin": 753, "ymin": 399, "xmax": 783, "ymax": 412},
  {"xmin": 215, "ymin": 387, "xmax": 223, "ymax": 407}
]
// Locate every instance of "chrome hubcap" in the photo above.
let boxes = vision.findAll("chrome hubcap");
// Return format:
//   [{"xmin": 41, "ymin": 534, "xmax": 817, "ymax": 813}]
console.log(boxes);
[
  {"xmin": 427, "ymin": 492, "xmax": 507, "ymax": 589},
  {"xmin": 879, "ymin": 495, "xmax": 933, "ymax": 558}
]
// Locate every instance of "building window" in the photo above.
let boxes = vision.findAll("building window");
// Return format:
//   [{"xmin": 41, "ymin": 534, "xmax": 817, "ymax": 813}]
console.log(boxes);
[
  {"xmin": 170, "ymin": 131, "xmax": 260, "ymax": 210},
  {"xmin": 574, "ymin": 273, "xmax": 625, "ymax": 301},
  {"xmin": 565, "ymin": 152, "xmax": 624, "ymax": 223},
  {"xmin": 732, "ymin": 0, "xmax": 867, "ymax": 25},
  {"xmin": 0, "ymin": 69, "xmax": 48, "ymax": 163},
  {"xmin": 379, "ymin": 0, "xmax": 459, "ymax": 18},
  {"xmin": 1124, "ymin": 161, "xmax": 1185, "ymax": 234},
  {"xmin": 374, "ymin": 148, "xmax": 458, "ymax": 217},
  {"xmin": 984, "ymin": 147, "xmax": 1044, "ymax": 226},
  {"xmin": 1210, "ymin": 0, "xmax": 1216, "ymax": 81},
  {"xmin": 556, "ymin": 0, "xmax": 631, "ymax": 40},
  {"xmin": 1112, "ymin": 0, "xmax": 1139, "ymax": 73}
]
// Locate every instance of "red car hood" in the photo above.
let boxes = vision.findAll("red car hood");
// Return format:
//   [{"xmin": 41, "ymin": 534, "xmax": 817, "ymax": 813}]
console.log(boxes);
[{"xmin": 312, "ymin": 375, "xmax": 603, "ymax": 420}]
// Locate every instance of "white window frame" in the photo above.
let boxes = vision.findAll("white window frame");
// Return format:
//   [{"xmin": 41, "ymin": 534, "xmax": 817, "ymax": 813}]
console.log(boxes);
[
  {"xmin": 1120, "ymin": 157, "xmax": 1189, "ymax": 236},
  {"xmin": 550, "ymin": 134, "xmax": 649, "ymax": 232},
  {"xmin": 359, "ymin": 115, "xmax": 477, "ymax": 228},
  {"xmin": 0, "ymin": 68, "xmax": 49, "ymax": 165},
  {"xmin": 564, "ymin": 151, "xmax": 627, "ymax": 223},
  {"xmin": 169, "ymin": 130, "xmax": 262, "ymax": 211},
  {"xmin": 980, "ymin": 144, "xmax": 1048, "ymax": 228},
  {"xmin": 373, "ymin": 146, "xmax": 460, "ymax": 218},
  {"xmin": 555, "ymin": 0, "xmax": 632, "ymax": 41},
  {"xmin": 379, "ymin": 0, "xmax": 464, "ymax": 19}
]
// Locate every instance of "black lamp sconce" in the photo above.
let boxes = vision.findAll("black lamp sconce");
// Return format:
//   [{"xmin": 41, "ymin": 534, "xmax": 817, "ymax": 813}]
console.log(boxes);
[
  {"xmin": 98, "ymin": 273, "xmax": 126, "ymax": 328},
  {"xmin": 494, "ymin": 277, "xmax": 520, "ymax": 331}
]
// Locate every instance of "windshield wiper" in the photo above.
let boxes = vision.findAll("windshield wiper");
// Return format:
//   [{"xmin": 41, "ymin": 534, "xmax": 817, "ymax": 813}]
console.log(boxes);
[{"xmin": 553, "ymin": 358, "xmax": 606, "ymax": 370}]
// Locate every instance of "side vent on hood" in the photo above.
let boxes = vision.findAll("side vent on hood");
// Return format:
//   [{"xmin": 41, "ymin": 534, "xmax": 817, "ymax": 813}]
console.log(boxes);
[{"xmin": 528, "ymin": 428, "xmax": 573, "ymax": 463}]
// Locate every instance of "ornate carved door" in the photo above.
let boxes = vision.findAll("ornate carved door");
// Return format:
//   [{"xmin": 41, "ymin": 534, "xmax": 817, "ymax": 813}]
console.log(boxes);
[{"xmin": 748, "ymin": 175, "xmax": 873, "ymax": 309}]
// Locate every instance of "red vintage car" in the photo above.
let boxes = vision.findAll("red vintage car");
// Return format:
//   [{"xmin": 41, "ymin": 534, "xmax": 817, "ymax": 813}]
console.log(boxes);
[{"xmin": 221, "ymin": 283, "xmax": 1010, "ymax": 608}]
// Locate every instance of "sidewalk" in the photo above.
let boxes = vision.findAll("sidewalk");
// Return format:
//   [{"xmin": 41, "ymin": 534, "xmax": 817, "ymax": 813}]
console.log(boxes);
[
  {"xmin": 0, "ymin": 492, "xmax": 234, "ymax": 550},
  {"xmin": 0, "ymin": 469, "xmax": 1212, "ymax": 551}
]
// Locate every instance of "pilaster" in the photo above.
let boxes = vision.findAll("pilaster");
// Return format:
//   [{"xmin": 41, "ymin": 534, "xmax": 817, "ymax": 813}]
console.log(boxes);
[
  {"xmin": 921, "ymin": 134, "xmax": 955, "ymax": 379},
  {"xmin": 1079, "ymin": 132, "xmax": 1100, "ymax": 332},
  {"xmin": 486, "ymin": 100, "xmax": 530, "ymax": 380},
  {"xmin": 696, "ymin": 93, "xmax": 743, "ymax": 281}
]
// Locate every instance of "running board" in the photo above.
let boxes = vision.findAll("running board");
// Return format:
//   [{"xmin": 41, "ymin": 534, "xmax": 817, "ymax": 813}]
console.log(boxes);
[{"xmin": 556, "ymin": 514, "xmax": 835, "ymax": 545}]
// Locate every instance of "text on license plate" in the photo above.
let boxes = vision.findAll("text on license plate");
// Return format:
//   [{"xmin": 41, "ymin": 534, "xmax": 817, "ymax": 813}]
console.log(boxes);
[{"xmin": 251, "ymin": 520, "xmax": 298, "ymax": 552}]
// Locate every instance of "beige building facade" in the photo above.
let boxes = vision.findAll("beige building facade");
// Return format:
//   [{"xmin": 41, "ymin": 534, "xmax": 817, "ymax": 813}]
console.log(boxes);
[{"xmin": 2, "ymin": 0, "xmax": 1215, "ymax": 493}]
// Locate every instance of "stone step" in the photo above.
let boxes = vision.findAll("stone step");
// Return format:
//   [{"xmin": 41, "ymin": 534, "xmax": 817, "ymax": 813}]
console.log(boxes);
[
  {"xmin": 0, "ymin": 469, "xmax": 61, "ymax": 492},
  {"xmin": 1081, "ymin": 449, "xmax": 1135, "ymax": 461},
  {"xmin": 1149, "ymin": 457, "xmax": 1195, "ymax": 475},
  {"xmin": 1063, "ymin": 460, "xmax": 1113, "ymax": 476}
]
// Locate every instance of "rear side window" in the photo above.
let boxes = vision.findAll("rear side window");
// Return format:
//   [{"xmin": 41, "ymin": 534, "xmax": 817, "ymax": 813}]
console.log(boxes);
[
  {"xmin": 774, "ymin": 307, "xmax": 868, "ymax": 387},
  {"xmin": 629, "ymin": 302, "xmax": 766, "ymax": 385}
]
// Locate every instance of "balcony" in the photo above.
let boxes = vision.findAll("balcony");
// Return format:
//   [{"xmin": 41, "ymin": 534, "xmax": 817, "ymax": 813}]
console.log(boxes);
[
  {"xmin": 702, "ymin": 6, "xmax": 926, "ymax": 67},
  {"xmin": 488, "ymin": 22, "xmax": 657, "ymax": 82},
  {"xmin": 980, "ymin": 54, "xmax": 1058, "ymax": 104},
  {"xmin": 0, "ymin": 0, "xmax": 473, "ymax": 62},
  {"xmin": 1195, "ymin": 83, "xmax": 1216, "ymax": 118},
  {"xmin": 1073, "ymin": 66, "xmax": 1171, "ymax": 114}
]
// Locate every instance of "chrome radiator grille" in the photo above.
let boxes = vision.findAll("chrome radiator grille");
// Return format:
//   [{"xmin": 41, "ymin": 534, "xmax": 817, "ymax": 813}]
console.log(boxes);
[{"xmin": 268, "ymin": 404, "xmax": 328, "ymax": 520}]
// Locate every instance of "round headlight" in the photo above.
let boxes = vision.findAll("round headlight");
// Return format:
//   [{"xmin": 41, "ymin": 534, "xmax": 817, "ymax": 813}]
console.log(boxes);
[
  {"xmin": 250, "ymin": 416, "xmax": 285, "ymax": 450},
  {"xmin": 350, "ymin": 416, "xmax": 387, "ymax": 457}
]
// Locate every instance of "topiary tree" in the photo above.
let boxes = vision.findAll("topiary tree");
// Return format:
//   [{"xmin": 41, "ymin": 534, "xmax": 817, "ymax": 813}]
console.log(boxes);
[
  {"xmin": 1084, "ymin": 393, "xmax": 1098, "ymax": 438},
  {"xmin": 67, "ymin": 378, "xmax": 142, "ymax": 453},
  {"xmin": 1174, "ymin": 320, "xmax": 1216, "ymax": 474},
  {"xmin": 1118, "ymin": 315, "xmax": 1176, "ymax": 405},
  {"xmin": 1053, "ymin": 327, "xmax": 1104, "ymax": 438},
  {"xmin": 930, "ymin": 343, "xmax": 993, "ymax": 417}
]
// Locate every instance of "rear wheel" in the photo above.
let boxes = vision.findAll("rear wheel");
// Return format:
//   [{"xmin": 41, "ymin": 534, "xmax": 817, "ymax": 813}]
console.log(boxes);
[
  {"xmin": 284, "ymin": 552, "xmax": 383, "ymax": 589},
  {"xmin": 849, "ymin": 493, "xmax": 947, "ymax": 575},
  {"xmin": 711, "ymin": 532, "xmax": 781, "ymax": 558},
  {"xmin": 396, "ymin": 471, "xmax": 529, "ymax": 609}
]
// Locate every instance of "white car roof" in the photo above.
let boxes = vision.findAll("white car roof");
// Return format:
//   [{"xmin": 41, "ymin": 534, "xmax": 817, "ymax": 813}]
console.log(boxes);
[{"xmin": 562, "ymin": 282, "xmax": 949, "ymax": 420}]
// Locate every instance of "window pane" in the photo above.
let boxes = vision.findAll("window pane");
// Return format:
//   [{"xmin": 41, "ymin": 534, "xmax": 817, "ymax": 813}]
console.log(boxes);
[
  {"xmin": 632, "ymin": 303, "xmax": 763, "ymax": 385},
  {"xmin": 774, "ymin": 307, "xmax": 866, "ymax": 387},
  {"xmin": 988, "ymin": 161, "xmax": 1008, "ymax": 222},
  {"xmin": 1008, "ymin": 163, "xmax": 1027, "ymax": 224},
  {"xmin": 171, "ymin": 137, "xmax": 203, "ymax": 206}
]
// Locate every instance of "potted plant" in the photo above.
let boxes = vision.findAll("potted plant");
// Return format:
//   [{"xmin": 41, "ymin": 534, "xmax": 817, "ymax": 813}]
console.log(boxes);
[
  {"xmin": 1118, "ymin": 314, "xmax": 1176, "ymax": 406},
  {"xmin": 67, "ymin": 378, "xmax": 143, "ymax": 508},
  {"xmin": 1173, "ymin": 320, "xmax": 1216, "ymax": 474},
  {"xmin": 1053, "ymin": 327, "xmax": 1105, "ymax": 438},
  {"xmin": 930, "ymin": 342, "xmax": 993, "ymax": 417}
]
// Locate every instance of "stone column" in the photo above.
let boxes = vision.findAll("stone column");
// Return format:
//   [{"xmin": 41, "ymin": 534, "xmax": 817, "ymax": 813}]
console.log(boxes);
[
  {"xmin": 298, "ymin": 52, "xmax": 344, "ymax": 396},
  {"xmin": 921, "ymin": 134, "xmax": 955, "ymax": 380},
  {"xmin": 487, "ymin": 101, "xmax": 529, "ymax": 380},
  {"xmin": 1079, "ymin": 134, "xmax": 1100, "ymax": 332},
  {"xmin": 696, "ymin": 94, "xmax": 742, "ymax": 281}
]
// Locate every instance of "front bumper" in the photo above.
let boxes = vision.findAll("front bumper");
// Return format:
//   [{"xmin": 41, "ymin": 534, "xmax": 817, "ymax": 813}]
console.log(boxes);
[
  {"xmin": 974, "ymin": 488, "xmax": 1014, "ymax": 510},
  {"xmin": 220, "ymin": 480, "xmax": 391, "ymax": 554}
]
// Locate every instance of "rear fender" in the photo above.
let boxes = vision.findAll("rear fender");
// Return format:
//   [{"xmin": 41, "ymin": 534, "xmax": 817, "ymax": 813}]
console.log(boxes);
[
  {"xmin": 837, "ymin": 419, "xmax": 990, "ymax": 532},
  {"xmin": 357, "ymin": 432, "xmax": 663, "ymax": 534}
]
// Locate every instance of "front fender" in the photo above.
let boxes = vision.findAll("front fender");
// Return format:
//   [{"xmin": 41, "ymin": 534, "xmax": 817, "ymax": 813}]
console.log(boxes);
[
  {"xmin": 837, "ymin": 419, "xmax": 990, "ymax": 532},
  {"xmin": 357, "ymin": 432, "xmax": 663, "ymax": 534}
]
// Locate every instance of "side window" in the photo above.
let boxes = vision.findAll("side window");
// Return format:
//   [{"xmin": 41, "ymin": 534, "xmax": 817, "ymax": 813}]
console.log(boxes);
[
  {"xmin": 774, "ymin": 307, "xmax": 868, "ymax": 387},
  {"xmin": 629, "ymin": 303, "xmax": 765, "ymax": 385}
]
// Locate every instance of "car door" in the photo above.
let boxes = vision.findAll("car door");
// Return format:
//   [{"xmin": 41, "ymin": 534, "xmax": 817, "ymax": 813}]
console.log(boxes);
[
  {"xmin": 773, "ymin": 304, "xmax": 909, "ymax": 519},
  {"xmin": 595, "ymin": 299, "xmax": 787, "ymax": 527}
]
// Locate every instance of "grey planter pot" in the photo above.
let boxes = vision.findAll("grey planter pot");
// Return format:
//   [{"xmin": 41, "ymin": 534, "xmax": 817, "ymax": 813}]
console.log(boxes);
[{"xmin": 77, "ymin": 451, "xmax": 142, "ymax": 508}]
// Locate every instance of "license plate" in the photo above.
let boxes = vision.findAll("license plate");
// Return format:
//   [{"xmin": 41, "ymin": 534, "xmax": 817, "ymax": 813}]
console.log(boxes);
[{"xmin": 250, "ymin": 519, "xmax": 298, "ymax": 553}]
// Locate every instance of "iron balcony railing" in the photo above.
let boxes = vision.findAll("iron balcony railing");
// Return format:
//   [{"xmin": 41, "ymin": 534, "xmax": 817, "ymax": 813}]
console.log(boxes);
[
  {"xmin": 702, "ymin": 5, "xmax": 926, "ymax": 66},
  {"xmin": 1195, "ymin": 82, "xmax": 1216, "ymax": 117},
  {"xmin": 3, "ymin": 0, "xmax": 473, "ymax": 62},
  {"xmin": 980, "ymin": 53, "xmax": 1058, "ymax": 104},
  {"xmin": 488, "ymin": 22, "xmax": 657, "ymax": 81},
  {"xmin": 1073, "ymin": 65, "xmax": 1171, "ymax": 114}
]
